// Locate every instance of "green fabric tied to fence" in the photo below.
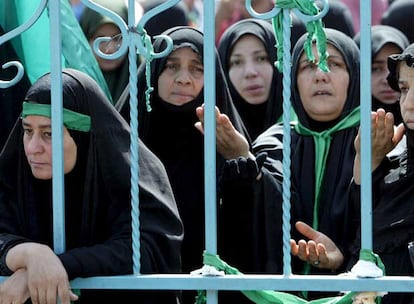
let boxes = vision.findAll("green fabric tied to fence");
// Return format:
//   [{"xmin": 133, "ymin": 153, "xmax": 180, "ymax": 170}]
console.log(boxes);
[
  {"xmin": 271, "ymin": 0, "xmax": 328, "ymax": 73},
  {"xmin": 137, "ymin": 24, "xmax": 155, "ymax": 112},
  {"xmin": 0, "ymin": 0, "xmax": 112, "ymax": 103},
  {"xmin": 195, "ymin": 251, "xmax": 387, "ymax": 304}
]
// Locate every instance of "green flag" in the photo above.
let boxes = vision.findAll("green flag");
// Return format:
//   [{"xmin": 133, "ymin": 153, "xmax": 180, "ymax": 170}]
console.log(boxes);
[{"xmin": 0, "ymin": 0, "xmax": 112, "ymax": 103}]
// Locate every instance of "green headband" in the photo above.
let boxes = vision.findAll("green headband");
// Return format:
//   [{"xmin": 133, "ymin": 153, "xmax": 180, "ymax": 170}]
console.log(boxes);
[{"xmin": 22, "ymin": 101, "xmax": 91, "ymax": 132}]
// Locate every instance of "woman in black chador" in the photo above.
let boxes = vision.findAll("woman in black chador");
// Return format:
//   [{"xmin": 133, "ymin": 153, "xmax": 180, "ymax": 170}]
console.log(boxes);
[
  {"xmin": 0, "ymin": 69, "xmax": 183, "ymax": 304},
  {"xmin": 116, "ymin": 26, "xmax": 247, "ymax": 304},
  {"xmin": 244, "ymin": 29, "xmax": 359, "ymax": 298},
  {"xmin": 217, "ymin": 18, "xmax": 285, "ymax": 141},
  {"xmin": 354, "ymin": 24, "xmax": 409, "ymax": 125},
  {"xmin": 351, "ymin": 43, "xmax": 414, "ymax": 304}
]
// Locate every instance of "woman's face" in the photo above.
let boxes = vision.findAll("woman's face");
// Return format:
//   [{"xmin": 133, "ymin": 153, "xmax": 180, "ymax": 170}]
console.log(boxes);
[
  {"xmin": 157, "ymin": 47, "xmax": 204, "ymax": 106},
  {"xmin": 372, "ymin": 44, "xmax": 401, "ymax": 104},
  {"xmin": 297, "ymin": 43, "xmax": 350, "ymax": 122},
  {"xmin": 23, "ymin": 115, "xmax": 77, "ymax": 180},
  {"xmin": 228, "ymin": 34, "xmax": 273, "ymax": 105},
  {"xmin": 398, "ymin": 61, "xmax": 414, "ymax": 129},
  {"xmin": 90, "ymin": 23, "xmax": 126, "ymax": 72}
]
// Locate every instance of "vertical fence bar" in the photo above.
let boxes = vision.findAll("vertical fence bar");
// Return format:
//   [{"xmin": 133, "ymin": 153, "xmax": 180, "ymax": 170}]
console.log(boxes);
[
  {"xmin": 127, "ymin": 0, "xmax": 141, "ymax": 275},
  {"xmin": 204, "ymin": 1, "xmax": 217, "ymax": 303},
  {"xmin": 280, "ymin": 7, "xmax": 293, "ymax": 276},
  {"xmin": 359, "ymin": 0, "xmax": 373, "ymax": 251},
  {"xmin": 49, "ymin": 0, "xmax": 66, "ymax": 254},
  {"xmin": 203, "ymin": 0, "xmax": 217, "ymax": 259},
  {"xmin": 1, "ymin": 0, "xmax": 411, "ymax": 297}
]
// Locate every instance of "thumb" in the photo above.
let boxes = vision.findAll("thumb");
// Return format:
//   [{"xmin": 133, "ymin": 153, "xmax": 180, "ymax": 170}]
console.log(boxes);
[
  {"xmin": 295, "ymin": 221, "xmax": 318, "ymax": 240},
  {"xmin": 394, "ymin": 123, "xmax": 405, "ymax": 144}
]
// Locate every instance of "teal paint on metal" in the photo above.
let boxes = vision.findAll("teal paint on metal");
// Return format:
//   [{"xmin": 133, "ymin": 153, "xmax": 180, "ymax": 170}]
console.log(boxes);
[
  {"xmin": 1, "ymin": 0, "xmax": 414, "ymax": 299},
  {"xmin": 49, "ymin": 0, "xmax": 66, "ymax": 255},
  {"xmin": 359, "ymin": 0, "xmax": 373, "ymax": 252},
  {"xmin": 0, "ymin": 0, "xmax": 47, "ymax": 88}
]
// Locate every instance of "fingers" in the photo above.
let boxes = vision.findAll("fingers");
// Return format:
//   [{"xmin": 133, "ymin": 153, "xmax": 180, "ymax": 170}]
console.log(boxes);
[
  {"xmin": 195, "ymin": 106, "xmax": 204, "ymax": 123},
  {"xmin": 393, "ymin": 123, "xmax": 405, "ymax": 145},
  {"xmin": 194, "ymin": 122, "xmax": 204, "ymax": 135},
  {"xmin": 295, "ymin": 221, "xmax": 318, "ymax": 240},
  {"xmin": 354, "ymin": 127, "xmax": 361, "ymax": 152},
  {"xmin": 30, "ymin": 285, "xmax": 74, "ymax": 304},
  {"xmin": 57, "ymin": 284, "xmax": 75, "ymax": 304},
  {"xmin": 290, "ymin": 239, "xmax": 299, "ymax": 255},
  {"xmin": 70, "ymin": 290, "xmax": 79, "ymax": 302}
]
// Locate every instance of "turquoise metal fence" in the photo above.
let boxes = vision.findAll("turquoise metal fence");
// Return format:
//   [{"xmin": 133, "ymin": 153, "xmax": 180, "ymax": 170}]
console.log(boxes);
[{"xmin": 0, "ymin": 1, "xmax": 413, "ymax": 304}]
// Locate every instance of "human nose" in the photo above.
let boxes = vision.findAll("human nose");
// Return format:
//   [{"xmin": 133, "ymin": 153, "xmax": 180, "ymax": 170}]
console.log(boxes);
[
  {"xmin": 101, "ymin": 35, "xmax": 122, "ymax": 54},
  {"xmin": 244, "ymin": 60, "xmax": 259, "ymax": 78},
  {"xmin": 314, "ymin": 67, "xmax": 329, "ymax": 82},
  {"xmin": 175, "ymin": 68, "xmax": 192, "ymax": 84},
  {"xmin": 102, "ymin": 41, "xmax": 118, "ymax": 54},
  {"xmin": 26, "ymin": 134, "xmax": 44, "ymax": 154}
]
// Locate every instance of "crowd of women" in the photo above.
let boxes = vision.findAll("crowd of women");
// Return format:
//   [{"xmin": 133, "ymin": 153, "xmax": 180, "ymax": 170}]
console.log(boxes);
[{"xmin": 0, "ymin": 0, "xmax": 413, "ymax": 303}]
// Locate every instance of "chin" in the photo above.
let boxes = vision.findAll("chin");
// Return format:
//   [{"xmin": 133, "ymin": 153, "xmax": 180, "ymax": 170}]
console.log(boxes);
[
  {"xmin": 404, "ymin": 122, "xmax": 414, "ymax": 130},
  {"xmin": 32, "ymin": 170, "xmax": 52, "ymax": 180}
]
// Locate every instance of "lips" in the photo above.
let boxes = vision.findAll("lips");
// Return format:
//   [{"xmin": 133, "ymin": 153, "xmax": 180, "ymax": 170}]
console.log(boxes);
[
  {"xmin": 29, "ymin": 160, "xmax": 48, "ymax": 167},
  {"xmin": 172, "ymin": 92, "xmax": 194, "ymax": 99},
  {"xmin": 244, "ymin": 84, "xmax": 264, "ymax": 95},
  {"xmin": 313, "ymin": 90, "xmax": 331, "ymax": 96},
  {"xmin": 379, "ymin": 90, "xmax": 399, "ymax": 99}
]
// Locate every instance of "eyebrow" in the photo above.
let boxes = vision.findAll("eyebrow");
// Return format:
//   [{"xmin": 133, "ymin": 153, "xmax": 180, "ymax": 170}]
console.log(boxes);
[
  {"xmin": 22, "ymin": 121, "xmax": 52, "ymax": 129},
  {"xmin": 232, "ymin": 49, "xmax": 267, "ymax": 57},
  {"xmin": 167, "ymin": 56, "xmax": 203, "ymax": 65}
]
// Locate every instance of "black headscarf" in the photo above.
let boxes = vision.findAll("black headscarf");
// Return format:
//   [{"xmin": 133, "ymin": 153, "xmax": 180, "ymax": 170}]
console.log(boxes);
[
  {"xmin": 141, "ymin": 0, "xmax": 189, "ymax": 37},
  {"xmin": 381, "ymin": 0, "xmax": 414, "ymax": 44},
  {"xmin": 290, "ymin": 28, "xmax": 360, "ymax": 282},
  {"xmin": 79, "ymin": 0, "xmax": 131, "ymax": 103},
  {"xmin": 218, "ymin": 18, "xmax": 284, "ymax": 141},
  {"xmin": 294, "ymin": 1, "xmax": 356, "ymax": 42},
  {"xmin": 354, "ymin": 25, "xmax": 409, "ymax": 125},
  {"xmin": 116, "ymin": 25, "xmax": 247, "ymax": 276},
  {"xmin": 0, "ymin": 68, "xmax": 183, "ymax": 303},
  {"xmin": 318, "ymin": 1, "xmax": 355, "ymax": 38},
  {"xmin": 0, "ymin": 25, "xmax": 31, "ymax": 151}
]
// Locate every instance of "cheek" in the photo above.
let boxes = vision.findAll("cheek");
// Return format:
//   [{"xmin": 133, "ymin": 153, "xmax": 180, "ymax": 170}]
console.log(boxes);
[
  {"xmin": 297, "ymin": 75, "xmax": 309, "ymax": 97},
  {"xmin": 194, "ymin": 77, "xmax": 204, "ymax": 94},
  {"xmin": 263, "ymin": 66, "xmax": 274, "ymax": 86},
  {"xmin": 229, "ymin": 68, "xmax": 241, "ymax": 86},
  {"xmin": 64, "ymin": 142, "xmax": 77, "ymax": 174},
  {"xmin": 23, "ymin": 137, "xmax": 29, "ymax": 155},
  {"xmin": 336, "ymin": 74, "xmax": 350, "ymax": 103},
  {"xmin": 157, "ymin": 74, "xmax": 169, "ymax": 100}
]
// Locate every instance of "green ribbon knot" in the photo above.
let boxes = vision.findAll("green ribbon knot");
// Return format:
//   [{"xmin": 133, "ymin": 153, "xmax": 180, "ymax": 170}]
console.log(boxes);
[
  {"xmin": 136, "ymin": 24, "xmax": 155, "ymax": 112},
  {"xmin": 272, "ymin": 0, "xmax": 329, "ymax": 73}
]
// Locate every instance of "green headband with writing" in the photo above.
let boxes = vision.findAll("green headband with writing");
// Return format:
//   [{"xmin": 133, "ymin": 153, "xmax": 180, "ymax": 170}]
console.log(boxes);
[{"xmin": 22, "ymin": 101, "xmax": 91, "ymax": 132}]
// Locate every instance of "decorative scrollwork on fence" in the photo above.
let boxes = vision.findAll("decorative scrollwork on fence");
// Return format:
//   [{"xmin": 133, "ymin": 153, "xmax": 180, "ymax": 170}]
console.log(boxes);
[{"xmin": 0, "ymin": 0, "xmax": 47, "ymax": 88}]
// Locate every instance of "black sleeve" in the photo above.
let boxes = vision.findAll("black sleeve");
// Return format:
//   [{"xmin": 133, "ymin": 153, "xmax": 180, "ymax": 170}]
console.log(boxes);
[
  {"xmin": 218, "ymin": 142, "xmax": 284, "ymax": 274},
  {"xmin": 58, "ymin": 187, "xmax": 183, "ymax": 280},
  {"xmin": 0, "ymin": 189, "xmax": 30, "ymax": 275},
  {"xmin": 346, "ymin": 156, "xmax": 393, "ymax": 270},
  {"xmin": 0, "ymin": 234, "xmax": 29, "ymax": 275}
]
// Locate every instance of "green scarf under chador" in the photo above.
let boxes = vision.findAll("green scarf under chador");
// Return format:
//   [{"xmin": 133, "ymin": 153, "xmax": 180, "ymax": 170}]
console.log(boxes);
[{"xmin": 294, "ymin": 107, "xmax": 360, "ymax": 231}]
